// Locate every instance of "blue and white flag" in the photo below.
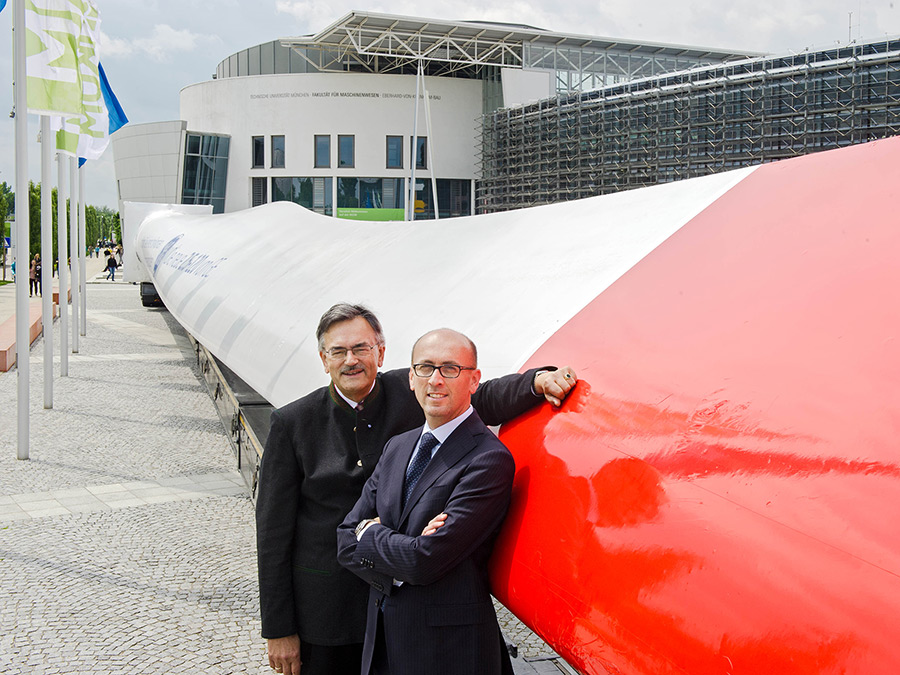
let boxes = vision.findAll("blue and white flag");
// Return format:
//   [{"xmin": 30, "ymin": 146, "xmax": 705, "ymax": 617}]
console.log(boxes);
[{"xmin": 76, "ymin": 63, "xmax": 128, "ymax": 166}]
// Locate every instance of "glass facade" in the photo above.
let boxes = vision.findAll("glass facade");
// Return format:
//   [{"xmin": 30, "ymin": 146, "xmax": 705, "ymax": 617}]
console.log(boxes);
[
  {"xmin": 336, "ymin": 177, "xmax": 404, "ymax": 220},
  {"xmin": 215, "ymin": 37, "xmax": 748, "ymax": 114},
  {"xmin": 182, "ymin": 133, "xmax": 230, "ymax": 214},
  {"xmin": 413, "ymin": 179, "xmax": 471, "ymax": 219},
  {"xmin": 272, "ymin": 176, "xmax": 333, "ymax": 216}
]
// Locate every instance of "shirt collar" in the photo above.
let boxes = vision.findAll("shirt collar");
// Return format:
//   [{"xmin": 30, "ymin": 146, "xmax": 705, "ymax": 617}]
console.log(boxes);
[
  {"xmin": 420, "ymin": 405, "xmax": 474, "ymax": 445},
  {"xmin": 330, "ymin": 376, "xmax": 379, "ymax": 411}
]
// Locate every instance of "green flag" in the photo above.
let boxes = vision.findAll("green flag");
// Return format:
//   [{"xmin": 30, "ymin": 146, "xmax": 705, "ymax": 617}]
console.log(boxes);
[
  {"xmin": 53, "ymin": 0, "xmax": 108, "ymax": 159},
  {"xmin": 25, "ymin": 0, "xmax": 89, "ymax": 117}
]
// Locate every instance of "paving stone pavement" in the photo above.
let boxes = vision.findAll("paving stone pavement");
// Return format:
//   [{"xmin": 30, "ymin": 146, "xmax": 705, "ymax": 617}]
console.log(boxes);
[
  {"xmin": 0, "ymin": 282, "xmax": 572, "ymax": 674},
  {"xmin": 0, "ymin": 283, "xmax": 271, "ymax": 675}
]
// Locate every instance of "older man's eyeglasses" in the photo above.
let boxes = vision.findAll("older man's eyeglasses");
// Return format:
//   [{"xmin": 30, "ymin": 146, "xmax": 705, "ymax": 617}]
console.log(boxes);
[
  {"xmin": 325, "ymin": 344, "xmax": 379, "ymax": 360},
  {"xmin": 412, "ymin": 363, "xmax": 476, "ymax": 379}
]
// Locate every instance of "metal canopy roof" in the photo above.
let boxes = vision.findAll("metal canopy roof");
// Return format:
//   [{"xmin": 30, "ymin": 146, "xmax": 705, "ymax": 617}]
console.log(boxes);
[{"xmin": 280, "ymin": 11, "xmax": 760, "ymax": 70}]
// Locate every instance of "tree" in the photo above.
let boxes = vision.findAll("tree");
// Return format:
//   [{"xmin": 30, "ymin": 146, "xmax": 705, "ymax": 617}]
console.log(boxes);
[
  {"xmin": 0, "ymin": 181, "xmax": 13, "ymax": 219},
  {"xmin": 21, "ymin": 180, "xmax": 118, "ymax": 263}
]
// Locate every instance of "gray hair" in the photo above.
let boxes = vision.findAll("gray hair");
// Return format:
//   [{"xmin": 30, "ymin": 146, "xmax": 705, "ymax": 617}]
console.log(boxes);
[{"xmin": 316, "ymin": 303, "xmax": 385, "ymax": 350}]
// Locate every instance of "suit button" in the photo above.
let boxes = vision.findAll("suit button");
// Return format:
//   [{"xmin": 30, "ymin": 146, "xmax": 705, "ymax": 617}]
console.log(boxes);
[
  {"xmin": 353, "ymin": 426, "xmax": 357, "ymax": 432},
  {"xmin": 357, "ymin": 460, "xmax": 363, "ymax": 467},
  {"xmin": 374, "ymin": 582, "xmax": 383, "ymax": 592}
]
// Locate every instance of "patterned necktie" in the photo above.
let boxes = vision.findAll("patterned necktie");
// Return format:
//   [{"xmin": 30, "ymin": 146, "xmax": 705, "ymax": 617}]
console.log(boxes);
[{"xmin": 403, "ymin": 432, "xmax": 439, "ymax": 507}]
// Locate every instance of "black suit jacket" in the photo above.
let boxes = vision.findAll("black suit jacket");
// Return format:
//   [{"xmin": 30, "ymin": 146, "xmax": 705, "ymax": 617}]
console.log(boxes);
[
  {"xmin": 255, "ymin": 367, "xmax": 546, "ymax": 644},
  {"xmin": 337, "ymin": 412, "xmax": 515, "ymax": 675}
]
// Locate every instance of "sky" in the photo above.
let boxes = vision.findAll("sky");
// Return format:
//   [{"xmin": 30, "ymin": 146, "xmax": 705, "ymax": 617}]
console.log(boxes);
[{"xmin": 1, "ymin": 0, "xmax": 899, "ymax": 210}]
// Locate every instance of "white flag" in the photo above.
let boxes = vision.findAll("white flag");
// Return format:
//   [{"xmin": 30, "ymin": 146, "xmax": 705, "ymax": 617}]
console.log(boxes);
[{"xmin": 46, "ymin": 0, "xmax": 110, "ymax": 159}]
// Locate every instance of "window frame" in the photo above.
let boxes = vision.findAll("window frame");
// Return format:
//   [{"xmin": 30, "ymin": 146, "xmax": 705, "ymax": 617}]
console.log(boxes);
[
  {"xmin": 251, "ymin": 135, "xmax": 265, "ymax": 169},
  {"xmin": 411, "ymin": 136, "xmax": 427, "ymax": 170},
  {"xmin": 271, "ymin": 135, "xmax": 285, "ymax": 169},
  {"xmin": 314, "ymin": 134, "xmax": 331, "ymax": 168},
  {"xmin": 386, "ymin": 135, "xmax": 404, "ymax": 169},
  {"xmin": 338, "ymin": 134, "xmax": 355, "ymax": 169}
]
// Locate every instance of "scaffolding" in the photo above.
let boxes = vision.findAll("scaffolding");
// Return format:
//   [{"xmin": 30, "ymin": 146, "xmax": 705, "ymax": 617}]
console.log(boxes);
[{"xmin": 477, "ymin": 38, "xmax": 900, "ymax": 212}]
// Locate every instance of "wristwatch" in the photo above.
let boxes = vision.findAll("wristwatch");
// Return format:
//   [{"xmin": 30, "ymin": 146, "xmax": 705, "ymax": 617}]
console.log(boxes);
[{"xmin": 355, "ymin": 518, "xmax": 375, "ymax": 538}]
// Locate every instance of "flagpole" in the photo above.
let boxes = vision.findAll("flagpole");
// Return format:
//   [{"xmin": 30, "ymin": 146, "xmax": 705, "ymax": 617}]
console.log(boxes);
[
  {"xmin": 69, "ymin": 156, "xmax": 79, "ymax": 353},
  {"xmin": 78, "ymin": 166, "xmax": 86, "ymax": 335},
  {"xmin": 407, "ymin": 58, "xmax": 423, "ymax": 222},
  {"xmin": 57, "ymin": 152, "xmax": 69, "ymax": 376},
  {"xmin": 40, "ymin": 115, "xmax": 53, "ymax": 408},
  {"xmin": 14, "ymin": 0, "xmax": 30, "ymax": 460}
]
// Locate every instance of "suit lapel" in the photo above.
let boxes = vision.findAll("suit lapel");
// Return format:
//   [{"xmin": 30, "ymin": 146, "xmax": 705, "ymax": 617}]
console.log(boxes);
[
  {"xmin": 386, "ymin": 431, "xmax": 419, "ymax": 529},
  {"xmin": 399, "ymin": 414, "xmax": 485, "ymax": 527}
]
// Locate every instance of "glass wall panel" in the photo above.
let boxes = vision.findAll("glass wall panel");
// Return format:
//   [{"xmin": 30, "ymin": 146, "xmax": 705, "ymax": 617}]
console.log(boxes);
[
  {"xmin": 290, "ymin": 47, "xmax": 308, "ymax": 74},
  {"xmin": 260, "ymin": 41, "xmax": 275, "ymax": 75},
  {"xmin": 412, "ymin": 137, "xmax": 427, "ymax": 169},
  {"xmin": 252, "ymin": 136, "xmax": 264, "ymax": 168},
  {"xmin": 182, "ymin": 133, "xmax": 230, "ymax": 214},
  {"xmin": 386, "ymin": 136, "xmax": 403, "ymax": 168},
  {"xmin": 336, "ymin": 178, "xmax": 405, "ymax": 220},
  {"xmin": 272, "ymin": 176, "xmax": 291, "ymax": 202},
  {"xmin": 238, "ymin": 49, "xmax": 249, "ymax": 76},
  {"xmin": 337, "ymin": 177, "xmax": 358, "ymax": 207},
  {"xmin": 338, "ymin": 135, "xmax": 355, "ymax": 168},
  {"xmin": 272, "ymin": 176, "xmax": 333, "ymax": 216},
  {"xmin": 271, "ymin": 135, "xmax": 285, "ymax": 168},
  {"xmin": 414, "ymin": 179, "xmax": 471, "ymax": 219},
  {"xmin": 274, "ymin": 41, "xmax": 291, "ymax": 74},
  {"xmin": 314, "ymin": 135, "xmax": 330, "ymax": 168},
  {"xmin": 248, "ymin": 45, "xmax": 261, "ymax": 76}
]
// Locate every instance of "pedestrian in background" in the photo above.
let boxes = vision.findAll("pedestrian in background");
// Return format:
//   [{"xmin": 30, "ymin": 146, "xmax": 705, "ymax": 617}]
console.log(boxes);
[
  {"xmin": 29, "ymin": 253, "xmax": 41, "ymax": 297},
  {"xmin": 105, "ymin": 251, "xmax": 118, "ymax": 281}
]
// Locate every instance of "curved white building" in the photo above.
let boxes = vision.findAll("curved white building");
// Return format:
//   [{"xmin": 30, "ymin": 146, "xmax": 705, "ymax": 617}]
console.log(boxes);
[{"xmin": 112, "ymin": 11, "xmax": 755, "ymax": 221}]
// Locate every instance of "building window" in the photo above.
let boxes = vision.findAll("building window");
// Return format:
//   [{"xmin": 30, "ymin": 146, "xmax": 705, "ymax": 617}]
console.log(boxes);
[
  {"xmin": 411, "ymin": 137, "xmax": 427, "ymax": 169},
  {"xmin": 252, "ymin": 177, "xmax": 267, "ymax": 207},
  {"xmin": 182, "ymin": 133, "xmax": 230, "ymax": 214},
  {"xmin": 413, "ymin": 178, "xmax": 471, "ymax": 220},
  {"xmin": 336, "ymin": 177, "xmax": 404, "ymax": 220},
  {"xmin": 314, "ymin": 135, "xmax": 330, "ymax": 168},
  {"xmin": 386, "ymin": 136, "xmax": 403, "ymax": 168},
  {"xmin": 271, "ymin": 135, "xmax": 285, "ymax": 168},
  {"xmin": 272, "ymin": 176, "xmax": 333, "ymax": 216},
  {"xmin": 252, "ymin": 136, "xmax": 264, "ymax": 168},
  {"xmin": 338, "ymin": 135, "xmax": 355, "ymax": 168}
]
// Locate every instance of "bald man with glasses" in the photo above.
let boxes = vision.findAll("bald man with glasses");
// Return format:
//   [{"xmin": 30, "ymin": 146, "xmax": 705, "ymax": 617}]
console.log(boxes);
[
  {"xmin": 256, "ymin": 304, "xmax": 576, "ymax": 675},
  {"xmin": 337, "ymin": 328, "xmax": 520, "ymax": 675}
]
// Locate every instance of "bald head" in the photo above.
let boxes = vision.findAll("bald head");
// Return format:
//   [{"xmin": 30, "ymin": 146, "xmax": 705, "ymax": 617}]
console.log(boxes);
[
  {"xmin": 409, "ymin": 329, "xmax": 481, "ymax": 428},
  {"xmin": 411, "ymin": 329, "xmax": 477, "ymax": 366}
]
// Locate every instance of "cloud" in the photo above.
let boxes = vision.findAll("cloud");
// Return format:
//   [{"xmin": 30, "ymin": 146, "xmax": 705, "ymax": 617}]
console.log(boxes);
[{"xmin": 102, "ymin": 24, "xmax": 222, "ymax": 63}]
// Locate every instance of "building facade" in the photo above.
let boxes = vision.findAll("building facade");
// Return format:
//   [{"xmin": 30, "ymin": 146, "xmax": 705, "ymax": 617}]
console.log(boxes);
[
  {"xmin": 112, "ymin": 11, "xmax": 754, "ymax": 220},
  {"xmin": 478, "ymin": 38, "xmax": 900, "ymax": 212}
]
